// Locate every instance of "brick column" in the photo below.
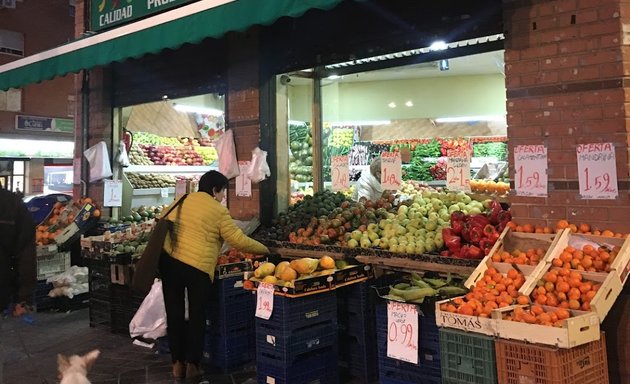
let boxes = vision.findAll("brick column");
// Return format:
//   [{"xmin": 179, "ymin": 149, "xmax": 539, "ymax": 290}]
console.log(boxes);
[
  {"xmin": 504, "ymin": 0, "xmax": 630, "ymax": 233},
  {"xmin": 226, "ymin": 30, "xmax": 262, "ymax": 220}
]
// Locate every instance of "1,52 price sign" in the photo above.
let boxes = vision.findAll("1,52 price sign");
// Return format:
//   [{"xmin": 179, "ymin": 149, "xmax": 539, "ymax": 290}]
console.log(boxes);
[
  {"xmin": 514, "ymin": 145, "xmax": 548, "ymax": 197},
  {"xmin": 576, "ymin": 143, "xmax": 618, "ymax": 199},
  {"xmin": 446, "ymin": 149, "xmax": 471, "ymax": 192},
  {"xmin": 331, "ymin": 156, "xmax": 350, "ymax": 191},
  {"xmin": 387, "ymin": 301, "xmax": 418, "ymax": 364}
]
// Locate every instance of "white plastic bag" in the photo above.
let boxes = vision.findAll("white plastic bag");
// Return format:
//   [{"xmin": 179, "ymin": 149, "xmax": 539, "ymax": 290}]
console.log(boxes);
[
  {"xmin": 84, "ymin": 141, "xmax": 113, "ymax": 182},
  {"xmin": 116, "ymin": 140, "xmax": 130, "ymax": 168},
  {"xmin": 247, "ymin": 147, "xmax": 271, "ymax": 183},
  {"xmin": 129, "ymin": 279, "xmax": 167, "ymax": 340},
  {"xmin": 214, "ymin": 129, "xmax": 240, "ymax": 179}
]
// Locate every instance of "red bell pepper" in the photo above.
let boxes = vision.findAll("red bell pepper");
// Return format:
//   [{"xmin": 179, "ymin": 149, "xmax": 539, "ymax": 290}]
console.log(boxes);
[
  {"xmin": 467, "ymin": 214, "xmax": 490, "ymax": 229},
  {"xmin": 442, "ymin": 228, "xmax": 462, "ymax": 255},
  {"xmin": 467, "ymin": 245, "xmax": 483, "ymax": 259},
  {"xmin": 488, "ymin": 200, "xmax": 503, "ymax": 225},
  {"xmin": 469, "ymin": 225, "xmax": 484, "ymax": 244},
  {"xmin": 483, "ymin": 224, "xmax": 500, "ymax": 243}
]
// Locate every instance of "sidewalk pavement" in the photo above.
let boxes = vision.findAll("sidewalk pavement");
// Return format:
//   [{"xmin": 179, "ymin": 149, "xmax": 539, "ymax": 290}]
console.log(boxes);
[{"xmin": 0, "ymin": 309, "xmax": 256, "ymax": 384}]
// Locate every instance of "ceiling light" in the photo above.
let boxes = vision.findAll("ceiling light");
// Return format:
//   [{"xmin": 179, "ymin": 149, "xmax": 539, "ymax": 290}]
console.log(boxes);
[
  {"xmin": 173, "ymin": 103, "xmax": 224, "ymax": 116},
  {"xmin": 388, "ymin": 102, "xmax": 396, "ymax": 108},
  {"xmin": 327, "ymin": 75, "xmax": 342, "ymax": 80},
  {"xmin": 435, "ymin": 115, "xmax": 505, "ymax": 123},
  {"xmin": 405, "ymin": 101, "xmax": 414, "ymax": 107},
  {"xmin": 429, "ymin": 41, "xmax": 448, "ymax": 51}
]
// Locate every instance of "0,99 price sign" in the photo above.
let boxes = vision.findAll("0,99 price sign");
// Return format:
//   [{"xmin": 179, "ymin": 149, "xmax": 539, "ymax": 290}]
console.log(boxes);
[
  {"xmin": 446, "ymin": 151, "xmax": 471, "ymax": 192},
  {"xmin": 387, "ymin": 301, "xmax": 418, "ymax": 364},
  {"xmin": 381, "ymin": 152, "xmax": 402, "ymax": 189},
  {"xmin": 331, "ymin": 156, "xmax": 349, "ymax": 191},
  {"xmin": 576, "ymin": 143, "xmax": 618, "ymax": 199},
  {"xmin": 514, "ymin": 145, "xmax": 548, "ymax": 197}
]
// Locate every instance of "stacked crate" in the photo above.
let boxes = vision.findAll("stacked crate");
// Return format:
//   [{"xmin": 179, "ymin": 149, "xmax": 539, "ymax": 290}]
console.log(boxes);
[
  {"xmin": 439, "ymin": 328, "xmax": 497, "ymax": 384},
  {"xmin": 376, "ymin": 302, "xmax": 442, "ymax": 384},
  {"xmin": 337, "ymin": 281, "xmax": 378, "ymax": 383},
  {"xmin": 255, "ymin": 291, "xmax": 338, "ymax": 384},
  {"xmin": 203, "ymin": 275, "xmax": 256, "ymax": 372}
]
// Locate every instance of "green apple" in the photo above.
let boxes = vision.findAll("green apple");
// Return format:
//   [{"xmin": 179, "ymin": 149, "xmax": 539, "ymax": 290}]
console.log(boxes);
[
  {"xmin": 405, "ymin": 244, "xmax": 416, "ymax": 254},
  {"xmin": 434, "ymin": 237, "xmax": 444, "ymax": 249},
  {"xmin": 360, "ymin": 237, "xmax": 372, "ymax": 248},
  {"xmin": 468, "ymin": 207, "xmax": 482, "ymax": 215},
  {"xmin": 379, "ymin": 238, "xmax": 389, "ymax": 249},
  {"xmin": 351, "ymin": 230, "xmax": 362, "ymax": 241},
  {"xmin": 425, "ymin": 220, "xmax": 438, "ymax": 231},
  {"xmin": 367, "ymin": 223, "xmax": 378, "ymax": 232},
  {"xmin": 347, "ymin": 239, "xmax": 358, "ymax": 248},
  {"xmin": 414, "ymin": 243, "xmax": 426, "ymax": 254},
  {"xmin": 424, "ymin": 240, "xmax": 436, "ymax": 253}
]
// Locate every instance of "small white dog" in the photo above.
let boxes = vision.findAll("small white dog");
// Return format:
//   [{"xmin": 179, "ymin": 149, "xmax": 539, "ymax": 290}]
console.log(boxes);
[{"xmin": 57, "ymin": 349, "xmax": 100, "ymax": 384}]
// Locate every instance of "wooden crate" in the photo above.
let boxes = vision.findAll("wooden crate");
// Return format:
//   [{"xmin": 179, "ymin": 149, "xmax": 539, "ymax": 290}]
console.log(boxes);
[
  {"xmin": 492, "ymin": 305, "xmax": 600, "ymax": 348},
  {"xmin": 435, "ymin": 296, "xmax": 496, "ymax": 336},
  {"xmin": 465, "ymin": 227, "xmax": 566, "ymax": 293},
  {"xmin": 495, "ymin": 332, "xmax": 609, "ymax": 384}
]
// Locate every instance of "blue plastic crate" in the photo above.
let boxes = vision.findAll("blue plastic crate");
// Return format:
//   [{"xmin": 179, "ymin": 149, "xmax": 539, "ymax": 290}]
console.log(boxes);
[
  {"xmin": 207, "ymin": 292, "xmax": 255, "ymax": 330},
  {"xmin": 256, "ymin": 321, "xmax": 337, "ymax": 362},
  {"xmin": 338, "ymin": 334, "xmax": 378, "ymax": 383},
  {"xmin": 203, "ymin": 326, "xmax": 253, "ymax": 372},
  {"xmin": 211, "ymin": 275, "xmax": 249, "ymax": 298},
  {"xmin": 255, "ymin": 291, "xmax": 337, "ymax": 332},
  {"xmin": 256, "ymin": 346, "xmax": 338, "ymax": 384}
]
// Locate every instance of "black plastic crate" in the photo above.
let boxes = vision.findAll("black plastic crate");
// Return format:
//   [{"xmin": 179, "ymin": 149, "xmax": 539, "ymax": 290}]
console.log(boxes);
[
  {"xmin": 338, "ymin": 334, "xmax": 378, "ymax": 383},
  {"xmin": 89, "ymin": 297, "xmax": 111, "ymax": 330},
  {"xmin": 379, "ymin": 364, "xmax": 442, "ymax": 384},
  {"xmin": 155, "ymin": 337, "xmax": 170, "ymax": 354},
  {"xmin": 256, "ymin": 321, "xmax": 337, "ymax": 362},
  {"xmin": 256, "ymin": 346, "xmax": 339, "ymax": 384},
  {"xmin": 254, "ymin": 291, "xmax": 337, "ymax": 332}
]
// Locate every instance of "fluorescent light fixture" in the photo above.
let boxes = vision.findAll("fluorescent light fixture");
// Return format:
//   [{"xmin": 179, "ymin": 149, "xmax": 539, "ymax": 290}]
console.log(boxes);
[
  {"xmin": 173, "ymin": 103, "xmax": 224, "ymax": 116},
  {"xmin": 429, "ymin": 41, "xmax": 448, "ymax": 51},
  {"xmin": 388, "ymin": 102, "xmax": 397, "ymax": 108},
  {"xmin": 435, "ymin": 115, "xmax": 505, "ymax": 123},
  {"xmin": 327, "ymin": 75, "xmax": 342, "ymax": 80},
  {"xmin": 405, "ymin": 100, "xmax": 414, "ymax": 107},
  {"xmin": 329, "ymin": 120, "xmax": 391, "ymax": 126}
]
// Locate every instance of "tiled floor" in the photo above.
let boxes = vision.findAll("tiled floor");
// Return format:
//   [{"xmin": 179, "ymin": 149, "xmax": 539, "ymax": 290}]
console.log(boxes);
[{"xmin": 0, "ymin": 309, "xmax": 256, "ymax": 384}]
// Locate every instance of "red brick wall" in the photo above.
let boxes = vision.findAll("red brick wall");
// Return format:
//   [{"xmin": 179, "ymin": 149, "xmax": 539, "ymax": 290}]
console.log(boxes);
[
  {"xmin": 504, "ymin": 0, "xmax": 630, "ymax": 233},
  {"xmin": 226, "ymin": 31, "xmax": 262, "ymax": 220},
  {"xmin": 0, "ymin": 0, "xmax": 75, "ymax": 139}
]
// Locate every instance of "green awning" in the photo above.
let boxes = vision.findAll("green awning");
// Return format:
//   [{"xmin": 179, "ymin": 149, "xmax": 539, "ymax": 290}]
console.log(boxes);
[{"xmin": 0, "ymin": 0, "xmax": 347, "ymax": 91}]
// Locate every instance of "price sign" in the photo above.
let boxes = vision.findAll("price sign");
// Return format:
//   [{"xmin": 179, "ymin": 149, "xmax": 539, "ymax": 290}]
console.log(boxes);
[
  {"xmin": 255, "ymin": 282, "xmax": 274, "ymax": 320},
  {"xmin": 387, "ymin": 301, "xmax": 418, "ymax": 364},
  {"xmin": 160, "ymin": 188, "xmax": 169, "ymax": 198},
  {"xmin": 446, "ymin": 150, "xmax": 471, "ymax": 192},
  {"xmin": 331, "ymin": 156, "xmax": 349, "ymax": 191},
  {"xmin": 381, "ymin": 152, "xmax": 402, "ymax": 190},
  {"xmin": 236, "ymin": 161, "xmax": 252, "ymax": 197},
  {"xmin": 103, "ymin": 180, "xmax": 122, "ymax": 207},
  {"xmin": 576, "ymin": 143, "xmax": 618, "ymax": 199},
  {"xmin": 514, "ymin": 145, "xmax": 548, "ymax": 197},
  {"xmin": 175, "ymin": 179, "xmax": 187, "ymax": 198}
]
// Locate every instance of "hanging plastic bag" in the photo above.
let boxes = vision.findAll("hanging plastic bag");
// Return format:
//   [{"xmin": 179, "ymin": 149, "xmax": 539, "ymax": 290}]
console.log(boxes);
[
  {"xmin": 129, "ymin": 279, "xmax": 167, "ymax": 340},
  {"xmin": 247, "ymin": 147, "xmax": 271, "ymax": 183},
  {"xmin": 84, "ymin": 141, "xmax": 113, "ymax": 182},
  {"xmin": 116, "ymin": 140, "xmax": 130, "ymax": 168},
  {"xmin": 214, "ymin": 129, "xmax": 240, "ymax": 179}
]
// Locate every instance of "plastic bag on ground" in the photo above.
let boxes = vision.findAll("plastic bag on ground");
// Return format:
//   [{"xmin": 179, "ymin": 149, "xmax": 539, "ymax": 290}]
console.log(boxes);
[{"xmin": 129, "ymin": 279, "xmax": 167, "ymax": 340}]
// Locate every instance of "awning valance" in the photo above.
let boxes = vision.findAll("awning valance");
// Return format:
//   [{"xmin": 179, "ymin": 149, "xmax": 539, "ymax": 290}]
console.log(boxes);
[{"xmin": 0, "ymin": 0, "xmax": 346, "ymax": 91}]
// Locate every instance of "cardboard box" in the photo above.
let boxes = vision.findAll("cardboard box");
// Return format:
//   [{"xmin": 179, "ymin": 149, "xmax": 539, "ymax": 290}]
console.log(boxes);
[{"xmin": 435, "ymin": 296, "xmax": 496, "ymax": 336}]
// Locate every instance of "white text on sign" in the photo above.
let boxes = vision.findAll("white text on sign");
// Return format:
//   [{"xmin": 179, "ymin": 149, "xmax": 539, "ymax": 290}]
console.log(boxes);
[
  {"xmin": 576, "ymin": 143, "xmax": 618, "ymax": 199},
  {"xmin": 381, "ymin": 152, "xmax": 402, "ymax": 189},
  {"xmin": 514, "ymin": 145, "xmax": 548, "ymax": 197},
  {"xmin": 331, "ymin": 156, "xmax": 350, "ymax": 191},
  {"xmin": 386, "ymin": 301, "xmax": 419, "ymax": 364},
  {"xmin": 255, "ymin": 282, "xmax": 274, "ymax": 320}
]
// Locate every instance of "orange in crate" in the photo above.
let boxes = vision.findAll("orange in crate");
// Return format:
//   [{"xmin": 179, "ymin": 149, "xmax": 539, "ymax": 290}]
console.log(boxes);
[{"xmin": 495, "ymin": 333, "xmax": 609, "ymax": 384}]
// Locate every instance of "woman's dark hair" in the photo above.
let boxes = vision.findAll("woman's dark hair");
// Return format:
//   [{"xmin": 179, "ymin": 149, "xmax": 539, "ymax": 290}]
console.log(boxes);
[{"xmin": 198, "ymin": 170, "xmax": 228, "ymax": 196}]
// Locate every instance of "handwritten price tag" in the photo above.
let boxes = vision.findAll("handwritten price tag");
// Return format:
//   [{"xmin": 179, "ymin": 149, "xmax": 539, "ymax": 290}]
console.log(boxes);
[
  {"xmin": 577, "ymin": 143, "xmax": 618, "ymax": 199},
  {"xmin": 255, "ymin": 282, "xmax": 275, "ymax": 320},
  {"xmin": 446, "ymin": 152, "xmax": 471, "ymax": 192},
  {"xmin": 103, "ymin": 180, "xmax": 122, "ymax": 207},
  {"xmin": 381, "ymin": 152, "xmax": 402, "ymax": 190},
  {"xmin": 514, "ymin": 145, "xmax": 548, "ymax": 197},
  {"xmin": 386, "ymin": 301, "xmax": 418, "ymax": 364},
  {"xmin": 331, "ymin": 156, "xmax": 349, "ymax": 191},
  {"xmin": 236, "ymin": 161, "xmax": 252, "ymax": 197}
]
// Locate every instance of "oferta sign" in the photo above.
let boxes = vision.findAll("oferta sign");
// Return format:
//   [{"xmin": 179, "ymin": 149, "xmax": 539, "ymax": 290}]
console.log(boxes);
[{"xmin": 91, "ymin": 0, "xmax": 197, "ymax": 31}]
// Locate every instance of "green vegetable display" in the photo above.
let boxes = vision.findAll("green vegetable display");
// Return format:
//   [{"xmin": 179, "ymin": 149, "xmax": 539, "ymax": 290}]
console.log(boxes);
[{"xmin": 473, "ymin": 142, "xmax": 508, "ymax": 161}]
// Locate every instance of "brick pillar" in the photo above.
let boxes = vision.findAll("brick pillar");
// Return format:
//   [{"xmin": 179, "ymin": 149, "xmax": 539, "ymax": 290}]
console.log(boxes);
[
  {"xmin": 504, "ymin": 0, "xmax": 630, "ymax": 233},
  {"xmin": 226, "ymin": 31, "xmax": 262, "ymax": 220}
]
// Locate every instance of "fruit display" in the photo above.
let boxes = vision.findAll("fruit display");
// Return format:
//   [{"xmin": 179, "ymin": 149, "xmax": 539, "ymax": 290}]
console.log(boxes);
[
  {"xmin": 550, "ymin": 242, "xmax": 621, "ymax": 274},
  {"xmin": 438, "ymin": 137, "xmax": 471, "ymax": 156},
  {"xmin": 382, "ymin": 272, "xmax": 467, "ymax": 303},
  {"xmin": 128, "ymin": 144, "xmax": 153, "ymax": 165},
  {"xmin": 429, "ymin": 157, "xmax": 447, "ymax": 180},
  {"xmin": 530, "ymin": 264, "xmax": 600, "ymax": 312},
  {"xmin": 129, "ymin": 132, "xmax": 218, "ymax": 166},
  {"xmin": 138, "ymin": 144, "xmax": 204, "ymax": 166},
  {"xmin": 126, "ymin": 172, "xmax": 177, "ymax": 189},
  {"xmin": 329, "ymin": 127, "xmax": 353, "ymax": 147},
  {"xmin": 36, "ymin": 197, "xmax": 100, "ymax": 246},
  {"xmin": 499, "ymin": 304, "xmax": 572, "ymax": 327},
  {"xmin": 112, "ymin": 204, "xmax": 167, "ymax": 224},
  {"xmin": 217, "ymin": 248, "xmax": 263, "ymax": 266},
  {"xmin": 469, "ymin": 180, "xmax": 510, "ymax": 195},
  {"xmin": 246, "ymin": 256, "xmax": 337, "ymax": 288},
  {"xmin": 289, "ymin": 123, "xmax": 313, "ymax": 183},
  {"xmin": 508, "ymin": 220, "xmax": 626, "ymax": 237},
  {"xmin": 195, "ymin": 146, "xmax": 218, "ymax": 165},
  {"xmin": 491, "ymin": 247, "xmax": 546, "ymax": 266},
  {"xmin": 473, "ymin": 141, "xmax": 508, "ymax": 161}
]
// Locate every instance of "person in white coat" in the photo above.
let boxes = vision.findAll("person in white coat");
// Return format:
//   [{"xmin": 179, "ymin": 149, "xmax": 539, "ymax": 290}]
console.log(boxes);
[{"xmin": 353, "ymin": 157, "xmax": 384, "ymax": 202}]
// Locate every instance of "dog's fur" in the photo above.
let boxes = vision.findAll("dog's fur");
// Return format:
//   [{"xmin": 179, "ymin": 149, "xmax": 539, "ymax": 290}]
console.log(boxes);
[{"xmin": 57, "ymin": 350, "xmax": 100, "ymax": 384}]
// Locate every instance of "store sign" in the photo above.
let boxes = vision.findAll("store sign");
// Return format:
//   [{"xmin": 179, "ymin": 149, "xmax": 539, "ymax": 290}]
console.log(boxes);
[
  {"xmin": 255, "ymin": 282, "xmax": 274, "ymax": 320},
  {"xmin": 331, "ymin": 156, "xmax": 349, "ymax": 191},
  {"xmin": 15, "ymin": 115, "xmax": 74, "ymax": 133},
  {"xmin": 576, "ymin": 143, "xmax": 618, "ymax": 199},
  {"xmin": 236, "ymin": 161, "xmax": 251, "ymax": 197},
  {"xmin": 387, "ymin": 301, "xmax": 418, "ymax": 364},
  {"xmin": 381, "ymin": 152, "xmax": 402, "ymax": 190},
  {"xmin": 103, "ymin": 180, "xmax": 123, "ymax": 207},
  {"xmin": 446, "ymin": 149, "xmax": 471, "ymax": 192},
  {"xmin": 514, "ymin": 145, "xmax": 548, "ymax": 197}
]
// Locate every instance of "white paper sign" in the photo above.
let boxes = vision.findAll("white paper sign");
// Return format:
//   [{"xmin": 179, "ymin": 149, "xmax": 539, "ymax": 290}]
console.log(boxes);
[
  {"xmin": 255, "ymin": 282, "xmax": 275, "ymax": 320},
  {"xmin": 103, "ymin": 180, "xmax": 122, "ymax": 207},
  {"xmin": 577, "ymin": 143, "xmax": 618, "ymax": 199},
  {"xmin": 160, "ymin": 188, "xmax": 169, "ymax": 198},
  {"xmin": 514, "ymin": 145, "xmax": 548, "ymax": 197},
  {"xmin": 331, "ymin": 156, "xmax": 350, "ymax": 191},
  {"xmin": 380, "ymin": 152, "xmax": 402, "ymax": 190},
  {"xmin": 446, "ymin": 149, "xmax": 471, "ymax": 192},
  {"xmin": 175, "ymin": 179, "xmax": 187, "ymax": 198},
  {"xmin": 387, "ymin": 301, "xmax": 418, "ymax": 364},
  {"xmin": 236, "ymin": 161, "xmax": 252, "ymax": 197}
]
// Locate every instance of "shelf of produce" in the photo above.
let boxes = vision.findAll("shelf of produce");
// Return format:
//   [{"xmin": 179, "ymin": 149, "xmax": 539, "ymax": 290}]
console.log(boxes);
[
  {"xmin": 130, "ymin": 187, "xmax": 175, "ymax": 196},
  {"xmin": 125, "ymin": 165, "xmax": 217, "ymax": 173},
  {"xmin": 355, "ymin": 255, "xmax": 477, "ymax": 276}
]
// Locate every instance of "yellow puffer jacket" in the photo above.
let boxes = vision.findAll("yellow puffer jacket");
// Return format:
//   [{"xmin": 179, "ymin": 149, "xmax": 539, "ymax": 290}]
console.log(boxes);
[{"xmin": 161, "ymin": 192, "xmax": 269, "ymax": 280}]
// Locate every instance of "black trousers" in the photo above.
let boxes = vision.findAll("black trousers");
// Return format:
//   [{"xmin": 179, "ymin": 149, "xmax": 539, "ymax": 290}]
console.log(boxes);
[{"xmin": 160, "ymin": 253, "xmax": 212, "ymax": 364}]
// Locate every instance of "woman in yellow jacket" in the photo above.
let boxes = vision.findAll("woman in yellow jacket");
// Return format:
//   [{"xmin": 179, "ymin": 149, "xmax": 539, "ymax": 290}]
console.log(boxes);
[{"xmin": 160, "ymin": 170, "xmax": 269, "ymax": 380}]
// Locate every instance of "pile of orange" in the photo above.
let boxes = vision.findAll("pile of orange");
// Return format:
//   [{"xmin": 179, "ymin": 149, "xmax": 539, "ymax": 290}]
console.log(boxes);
[
  {"xmin": 530, "ymin": 265, "xmax": 600, "ymax": 312},
  {"xmin": 555, "ymin": 220, "xmax": 625, "ymax": 237},
  {"xmin": 490, "ymin": 247, "xmax": 546, "ymax": 265},
  {"xmin": 470, "ymin": 180, "xmax": 511, "ymax": 195},
  {"xmin": 439, "ymin": 266, "xmax": 525, "ymax": 317},
  {"xmin": 506, "ymin": 222, "xmax": 554, "ymax": 234},
  {"xmin": 502, "ymin": 304, "xmax": 571, "ymax": 327},
  {"xmin": 551, "ymin": 244, "xmax": 619, "ymax": 273},
  {"xmin": 35, "ymin": 197, "xmax": 99, "ymax": 246}
]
